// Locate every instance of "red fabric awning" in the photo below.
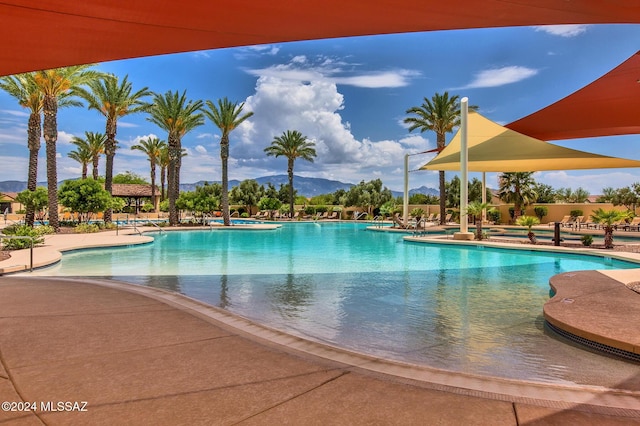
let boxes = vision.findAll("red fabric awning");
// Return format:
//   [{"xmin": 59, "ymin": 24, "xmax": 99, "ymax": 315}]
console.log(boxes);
[
  {"xmin": 1, "ymin": 1, "xmax": 640, "ymax": 77},
  {"xmin": 506, "ymin": 51, "xmax": 640, "ymax": 140}
]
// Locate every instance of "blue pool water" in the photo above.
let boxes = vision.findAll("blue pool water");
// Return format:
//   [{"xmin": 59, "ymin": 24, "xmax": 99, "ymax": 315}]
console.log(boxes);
[{"xmin": 37, "ymin": 222, "xmax": 640, "ymax": 387}]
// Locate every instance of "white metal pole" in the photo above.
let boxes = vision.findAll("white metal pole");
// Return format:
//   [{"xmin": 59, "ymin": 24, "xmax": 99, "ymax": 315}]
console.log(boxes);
[
  {"xmin": 482, "ymin": 171, "xmax": 487, "ymax": 223},
  {"xmin": 403, "ymin": 153, "xmax": 409, "ymax": 226},
  {"xmin": 460, "ymin": 97, "xmax": 469, "ymax": 233}
]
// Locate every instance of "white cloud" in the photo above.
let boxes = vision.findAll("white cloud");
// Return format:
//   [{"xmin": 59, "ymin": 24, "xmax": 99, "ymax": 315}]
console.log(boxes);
[
  {"xmin": 195, "ymin": 145, "xmax": 207, "ymax": 154},
  {"xmin": 458, "ymin": 66, "xmax": 539, "ymax": 89},
  {"xmin": 534, "ymin": 25, "xmax": 589, "ymax": 38},
  {"xmin": 234, "ymin": 44, "xmax": 281, "ymax": 60},
  {"xmin": 1, "ymin": 109, "xmax": 29, "ymax": 118},
  {"xmin": 57, "ymin": 130, "xmax": 75, "ymax": 145},
  {"xmin": 228, "ymin": 75, "xmax": 416, "ymax": 190},
  {"xmin": 246, "ymin": 56, "xmax": 420, "ymax": 89},
  {"xmin": 117, "ymin": 121, "xmax": 139, "ymax": 128}
]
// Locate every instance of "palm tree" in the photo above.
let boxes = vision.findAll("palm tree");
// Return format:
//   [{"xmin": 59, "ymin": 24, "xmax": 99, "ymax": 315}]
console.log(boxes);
[
  {"xmin": 590, "ymin": 208, "xmax": 628, "ymax": 249},
  {"xmin": 71, "ymin": 132, "xmax": 106, "ymax": 179},
  {"xmin": 466, "ymin": 201, "xmax": 491, "ymax": 240},
  {"xmin": 147, "ymin": 90, "xmax": 203, "ymax": 225},
  {"xmin": 0, "ymin": 73, "xmax": 42, "ymax": 227},
  {"xmin": 33, "ymin": 65, "xmax": 104, "ymax": 230},
  {"xmin": 264, "ymin": 130, "xmax": 317, "ymax": 217},
  {"xmin": 77, "ymin": 75, "xmax": 151, "ymax": 223},
  {"xmin": 67, "ymin": 142, "xmax": 92, "ymax": 179},
  {"xmin": 516, "ymin": 215, "xmax": 541, "ymax": 244},
  {"xmin": 131, "ymin": 137, "xmax": 166, "ymax": 210},
  {"xmin": 497, "ymin": 172, "xmax": 538, "ymax": 220},
  {"xmin": 203, "ymin": 97, "xmax": 254, "ymax": 226},
  {"xmin": 404, "ymin": 92, "xmax": 477, "ymax": 225}
]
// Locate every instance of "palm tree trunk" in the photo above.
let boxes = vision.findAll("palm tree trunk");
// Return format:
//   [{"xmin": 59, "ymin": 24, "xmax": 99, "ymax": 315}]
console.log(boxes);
[
  {"xmin": 92, "ymin": 155, "xmax": 99, "ymax": 180},
  {"xmin": 288, "ymin": 159, "xmax": 294, "ymax": 219},
  {"xmin": 25, "ymin": 111, "xmax": 41, "ymax": 227},
  {"xmin": 82, "ymin": 164, "xmax": 88, "ymax": 179},
  {"xmin": 221, "ymin": 136, "xmax": 230, "ymax": 226},
  {"xmin": 43, "ymin": 95, "xmax": 59, "ymax": 231},
  {"xmin": 604, "ymin": 226, "xmax": 614, "ymax": 249},
  {"xmin": 437, "ymin": 132, "xmax": 446, "ymax": 225},
  {"xmin": 475, "ymin": 218, "xmax": 483, "ymax": 240},
  {"xmin": 167, "ymin": 139, "xmax": 180, "ymax": 226},
  {"xmin": 161, "ymin": 166, "xmax": 166, "ymax": 201},
  {"xmin": 103, "ymin": 118, "xmax": 117, "ymax": 224},
  {"xmin": 150, "ymin": 161, "xmax": 156, "ymax": 212}
]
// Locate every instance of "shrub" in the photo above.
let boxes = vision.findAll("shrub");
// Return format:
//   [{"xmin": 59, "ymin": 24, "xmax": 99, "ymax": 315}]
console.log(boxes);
[
  {"xmin": 74, "ymin": 223, "xmax": 100, "ymax": 233},
  {"xmin": 534, "ymin": 206, "xmax": 548, "ymax": 221},
  {"xmin": 581, "ymin": 235, "xmax": 593, "ymax": 246},
  {"xmin": 487, "ymin": 209, "xmax": 501, "ymax": 224},
  {"xmin": 410, "ymin": 208, "xmax": 424, "ymax": 218},
  {"xmin": 240, "ymin": 212, "xmax": 249, "ymax": 218},
  {"xmin": 569, "ymin": 209, "xmax": 583, "ymax": 218},
  {"xmin": 1, "ymin": 224, "xmax": 50, "ymax": 250}
]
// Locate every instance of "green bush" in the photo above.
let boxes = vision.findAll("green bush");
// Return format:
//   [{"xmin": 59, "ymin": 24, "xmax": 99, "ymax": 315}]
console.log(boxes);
[
  {"xmin": 487, "ymin": 209, "xmax": 501, "ymax": 224},
  {"xmin": 581, "ymin": 234, "xmax": 593, "ymax": 246},
  {"xmin": 240, "ymin": 212, "xmax": 249, "ymax": 218},
  {"xmin": 534, "ymin": 206, "xmax": 548, "ymax": 221},
  {"xmin": 1, "ymin": 225, "xmax": 51, "ymax": 250},
  {"xmin": 569, "ymin": 209, "xmax": 583, "ymax": 218},
  {"xmin": 74, "ymin": 223, "xmax": 100, "ymax": 233}
]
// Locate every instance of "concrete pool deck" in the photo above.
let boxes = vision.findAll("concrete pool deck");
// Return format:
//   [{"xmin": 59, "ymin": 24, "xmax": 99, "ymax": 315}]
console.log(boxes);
[
  {"xmin": 1, "ymin": 277, "xmax": 639, "ymax": 425},
  {"xmin": 1, "ymin": 226, "xmax": 639, "ymax": 423}
]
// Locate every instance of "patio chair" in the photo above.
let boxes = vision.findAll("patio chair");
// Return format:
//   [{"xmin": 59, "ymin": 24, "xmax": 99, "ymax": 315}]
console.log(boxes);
[
  {"xmin": 549, "ymin": 215, "xmax": 571, "ymax": 227},
  {"xmin": 624, "ymin": 217, "xmax": 640, "ymax": 231}
]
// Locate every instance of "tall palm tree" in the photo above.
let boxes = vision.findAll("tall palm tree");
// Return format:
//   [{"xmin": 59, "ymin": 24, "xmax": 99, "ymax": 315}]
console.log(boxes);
[
  {"xmin": 497, "ymin": 172, "xmax": 538, "ymax": 220},
  {"xmin": 147, "ymin": 90, "xmax": 203, "ymax": 225},
  {"xmin": 131, "ymin": 137, "xmax": 166, "ymax": 210},
  {"xmin": 264, "ymin": 130, "xmax": 316, "ymax": 218},
  {"xmin": 67, "ymin": 143, "xmax": 92, "ymax": 179},
  {"xmin": 71, "ymin": 131, "xmax": 106, "ymax": 179},
  {"xmin": 33, "ymin": 65, "xmax": 104, "ymax": 230},
  {"xmin": 0, "ymin": 73, "xmax": 43, "ymax": 227},
  {"xmin": 404, "ymin": 92, "xmax": 477, "ymax": 225},
  {"xmin": 202, "ymin": 97, "xmax": 254, "ymax": 226},
  {"xmin": 76, "ymin": 75, "xmax": 151, "ymax": 223}
]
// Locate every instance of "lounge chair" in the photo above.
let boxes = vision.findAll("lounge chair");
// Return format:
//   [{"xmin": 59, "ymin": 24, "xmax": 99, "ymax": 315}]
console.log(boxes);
[
  {"xmin": 392, "ymin": 213, "xmax": 411, "ymax": 229},
  {"xmin": 328, "ymin": 211, "xmax": 338, "ymax": 219},
  {"xmin": 623, "ymin": 217, "xmax": 640, "ymax": 231},
  {"xmin": 550, "ymin": 215, "xmax": 571, "ymax": 227}
]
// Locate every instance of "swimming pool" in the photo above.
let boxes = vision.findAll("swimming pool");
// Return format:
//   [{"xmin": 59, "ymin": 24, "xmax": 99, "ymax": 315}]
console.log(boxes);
[{"xmin": 36, "ymin": 222, "xmax": 640, "ymax": 388}]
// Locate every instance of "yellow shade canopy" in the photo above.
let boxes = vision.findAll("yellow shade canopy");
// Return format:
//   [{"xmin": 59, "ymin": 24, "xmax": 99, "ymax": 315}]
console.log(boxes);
[{"xmin": 420, "ymin": 111, "xmax": 640, "ymax": 172}]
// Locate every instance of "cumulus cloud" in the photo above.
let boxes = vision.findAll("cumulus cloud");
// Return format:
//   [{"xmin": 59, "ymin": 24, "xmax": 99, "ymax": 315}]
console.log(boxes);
[
  {"xmin": 457, "ymin": 66, "xmax": 538, "ymax": 89},
  {"xmin": 195, "ymin": 145, "xmax": 207, "ymax": 154},
  {"xmin": 534, "ymin": 25, "xmax": 589, "ymax": 38},
  {"xmin": 226, "ymin": 72, "xmax": 430, "ymax": 191}
]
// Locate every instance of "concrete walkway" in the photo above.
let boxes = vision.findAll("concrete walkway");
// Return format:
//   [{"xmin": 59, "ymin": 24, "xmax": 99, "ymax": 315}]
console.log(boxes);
[{"xmin": 1, "ymin": 277, "xmax": 639, "ymax": 425}]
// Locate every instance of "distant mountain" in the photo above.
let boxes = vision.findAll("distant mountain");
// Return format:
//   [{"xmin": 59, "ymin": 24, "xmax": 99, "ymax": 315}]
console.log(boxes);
[
  {"xmin": 1, "ymin": 176, "xmax": 438, "ymax": 199},
  {"xmin": 0, "ymin": 181, "xmax": 47, "ymax": 193}
]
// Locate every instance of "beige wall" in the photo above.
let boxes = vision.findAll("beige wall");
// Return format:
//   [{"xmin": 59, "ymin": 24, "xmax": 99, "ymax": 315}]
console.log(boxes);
[{"xmin": 494, "ymin": 203, "xmax": 630, "ymax": 224}]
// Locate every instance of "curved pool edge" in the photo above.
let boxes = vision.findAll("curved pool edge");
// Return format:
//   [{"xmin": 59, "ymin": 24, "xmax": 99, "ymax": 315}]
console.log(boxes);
[
  {"xmin": 545, "ymin": 270, "xmax": 640, "ymax": 359},
  {"xmin": 63, "ymin": 276, "xmax": 640, "ymax": 414},
  {"xmin": 0, "ymin": 224, "xmax": 284, "ymax": 275}
]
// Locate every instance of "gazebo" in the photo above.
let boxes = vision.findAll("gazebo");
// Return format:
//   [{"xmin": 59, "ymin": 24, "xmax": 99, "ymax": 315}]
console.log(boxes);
[{"xmin": 111, "ymin": 184, "xmax": 160, "ymax": 214}]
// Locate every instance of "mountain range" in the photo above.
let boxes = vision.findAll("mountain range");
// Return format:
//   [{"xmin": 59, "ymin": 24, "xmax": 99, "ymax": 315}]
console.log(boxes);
[{"xmin": 0, "ymin": 175, "xmax": 438, "ymax": 198}]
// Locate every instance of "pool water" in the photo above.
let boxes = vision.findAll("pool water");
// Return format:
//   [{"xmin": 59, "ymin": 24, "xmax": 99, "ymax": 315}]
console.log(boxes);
[{"xmin": 36, "ymin": 222, "xmax": 640, "ymax": 388}]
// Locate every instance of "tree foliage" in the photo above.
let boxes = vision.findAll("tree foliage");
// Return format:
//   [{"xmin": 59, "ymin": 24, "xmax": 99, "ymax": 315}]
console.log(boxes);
[
  {"xmin": 176, "ymin": 183, "xmax": 220, "ymax": 221},
  {"xmin": 230, "ymin": 179, "xmax": 263, "ymax": 215},
  {"xmin": 58, "ymin": 179, "xmax": 112, "ymax": 222},
  {"xmin": 338, "ymin": 179, "xmax": 393, "ymax": 215}
]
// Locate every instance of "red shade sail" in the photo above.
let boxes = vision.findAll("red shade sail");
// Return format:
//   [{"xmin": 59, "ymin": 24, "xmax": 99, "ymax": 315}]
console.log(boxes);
[
  {"xmin": 506, "ymin": 51, "xmax": 640, "ymax": 140},
  {"xmin": 1, "ymin": 1, "xmax": 640, "ymax": 77}
]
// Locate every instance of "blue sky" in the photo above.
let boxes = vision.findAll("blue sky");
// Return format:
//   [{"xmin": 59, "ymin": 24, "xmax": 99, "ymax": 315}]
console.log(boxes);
[{"xmin": 1, "ymin": 24, "xmax": 640, "ymax": 194}]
